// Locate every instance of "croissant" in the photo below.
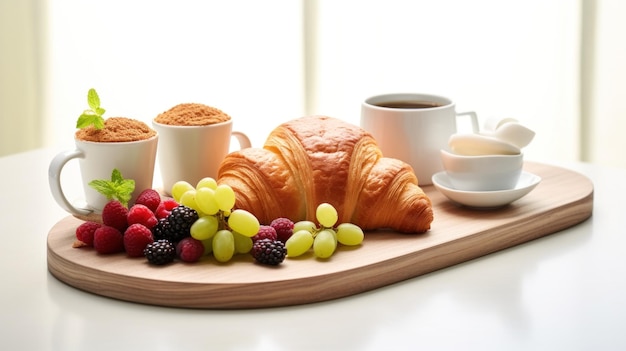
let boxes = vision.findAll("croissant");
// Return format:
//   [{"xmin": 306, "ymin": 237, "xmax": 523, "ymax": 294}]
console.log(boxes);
[{"xmin": 217, "ymin": 116, "xmax": 433, "ymax": 233}]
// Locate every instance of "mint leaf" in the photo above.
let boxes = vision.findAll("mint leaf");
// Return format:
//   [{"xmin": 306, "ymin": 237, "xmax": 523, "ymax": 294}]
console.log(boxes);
[
  {"xmin": 77, "ymin": 88, "xmax": 106, "ymax": 130},
  {"xmin": 76, "ymin": 112, "xmax": 105, "ymax": 129},
  {"xmin": 87, "ymin": 88, "xmax": 101, "ymax": 110},
  {"xmin": 110, "ymin": 169, "xmax": 124, "ymax": 183},
  {"xmin": 89, "ymin": 180, "xmax": 115, "ymax": 197},
  {"xmin": 113, "ymin": 180, "xmax": 135, "ymax": 207},
  {"xmin": 88, "ymin": 168, "xmax": 136, "ymax": 207}
]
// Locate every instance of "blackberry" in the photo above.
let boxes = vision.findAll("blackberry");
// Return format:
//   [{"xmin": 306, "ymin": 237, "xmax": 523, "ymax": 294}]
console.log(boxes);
[
  {"xmin": 144, "ymin": 239, "xmax": 176, "ymax": 265},
  {"xmin": 152, "ymin": 218, "xmax": 169, "ymax": 240},
  {"xmin": 251, "ymin": 239, "xmax": 286, "ymax": 266},
  {"xmin": 152, "ymin": 205, "xmax": 198, "ymax": 243}
]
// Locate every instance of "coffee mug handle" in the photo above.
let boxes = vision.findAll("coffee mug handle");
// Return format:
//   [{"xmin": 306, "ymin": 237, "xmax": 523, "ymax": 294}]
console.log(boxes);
[
  {"xmin": 48, "ymin": 149, "xmax": 92, "ymax": 216},
  {"xmin": 456, "ymin": 111, "xmax": 479, "ymax": 133},
  {"xmin": 231, "ymin": 131, "xmax": 252, "ymax": 149}
]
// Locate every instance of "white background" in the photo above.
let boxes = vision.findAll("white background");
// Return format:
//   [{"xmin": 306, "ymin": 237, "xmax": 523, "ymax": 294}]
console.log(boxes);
[{"xmin": 1, "ymin": 0, "xmax": 625, "ymax": 168}]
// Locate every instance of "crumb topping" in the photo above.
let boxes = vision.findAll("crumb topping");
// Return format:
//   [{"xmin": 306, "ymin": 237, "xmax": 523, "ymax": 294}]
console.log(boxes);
[
  {"xmin": 75, "ymin": 117, "xmax": 156, "ymax": 142},
  {"xmin": 154, "ymin": 103, "xmax": 231, "ymax": 126}
]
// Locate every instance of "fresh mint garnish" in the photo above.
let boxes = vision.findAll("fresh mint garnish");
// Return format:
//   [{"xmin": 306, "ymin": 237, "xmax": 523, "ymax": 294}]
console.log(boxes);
[
  {"xmin": 88, "ymin": 168, "xmax": 135, "ymax": 207},
  {"xmin": 76, "ymin": 88, "xmax": 106, "ymax": 130}
]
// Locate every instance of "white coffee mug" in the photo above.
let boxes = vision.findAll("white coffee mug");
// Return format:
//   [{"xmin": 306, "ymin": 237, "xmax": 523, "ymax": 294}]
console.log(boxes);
[
  {"xmin": 361, "ymin": 93, "xmax": 478, "ymax": 185},
  {"xmin": 49, "ymin": 135, "xmax": 159, "ymax": 216},
  {"xmin": 152, "ymin": 119, "xmax": 251, "ymax": 195}
]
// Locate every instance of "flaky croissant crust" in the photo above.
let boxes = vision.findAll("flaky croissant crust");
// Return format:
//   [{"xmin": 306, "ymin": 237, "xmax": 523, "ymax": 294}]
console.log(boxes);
[{"xmin": 217, "ymin": 116, "xmax": 433, "ymax": 233}]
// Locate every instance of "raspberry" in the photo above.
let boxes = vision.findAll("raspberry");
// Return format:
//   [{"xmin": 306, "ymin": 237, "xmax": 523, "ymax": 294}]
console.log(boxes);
[
  {"xmin": 251, "ymin": 238, "xmax": 286, "ymax": 265},
  {"xmin": 155, "ymin": 199, "xmax": 179, "ymax": 219},
  {"xmin": 252, "ymin": 225, "xmax": 277, "ymax": 242},
  {"xmin": 176, "ymin": 237, "xmax": 205, "ymax": 263},
  {"xmin": 270, "ymin": 217, "xmax": 294, "ymax": 243},
  {"xmin": 144, "ymin": 239, "xmax": 176, "ymax": 265},
  {"xmin": 75, "ymin": 221, "xmax": 102, "ymax": 246},
  {"xmin": 153, "ymin": 205, "xmax": 198, "ymax": 243},
  {"xmin": 127, "ymin": 204, "xmax": 158, "ymax": 229},
  {"xmin": 93, "ymin": 225, "xmax": 124, "ymax": 254},
  {"xmin": 135, "ymin": 189, "xmax": 161, "ymax": 213},
  {"xmin": 101, "ymin": 200, "xmax": 129, "ymax": 232},
  {"xmin": 124, "ymin": 223, "xmax": 154, "ymax": 257}
]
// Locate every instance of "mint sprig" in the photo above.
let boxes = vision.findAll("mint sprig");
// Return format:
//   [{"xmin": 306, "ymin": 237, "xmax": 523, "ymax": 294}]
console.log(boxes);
[
  {"xmin": 76, "ymin": 88, "xmax": 106, "ymax": 130},
  {"xmin": 88, "ymin": 169, "xmax": 135, "ymax": 207}
]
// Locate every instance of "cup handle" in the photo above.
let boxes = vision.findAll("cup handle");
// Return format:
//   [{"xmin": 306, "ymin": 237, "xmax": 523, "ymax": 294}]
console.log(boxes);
[
  {"xmin": 456, "ymin": 111, "xmax": 479, "ymax": 133},
  {"xmin": 48, "ymin": 149, "xmax": 92, "ymax": 216},
  {"xmin": 231, "ymin": 131, "xmax": 252, "ymax": 149}
]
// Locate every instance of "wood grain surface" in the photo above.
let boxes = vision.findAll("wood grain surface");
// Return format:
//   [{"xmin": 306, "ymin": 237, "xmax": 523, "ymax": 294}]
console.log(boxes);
[{"xmin": 47, "ymin": 162, "xmax": 594, "ymax": 309}]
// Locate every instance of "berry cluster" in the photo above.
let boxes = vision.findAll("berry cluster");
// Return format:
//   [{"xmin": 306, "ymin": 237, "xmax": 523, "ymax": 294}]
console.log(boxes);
[{"xmin": 74, "ymin": 188, "xmax": 205, "ymax": 265}]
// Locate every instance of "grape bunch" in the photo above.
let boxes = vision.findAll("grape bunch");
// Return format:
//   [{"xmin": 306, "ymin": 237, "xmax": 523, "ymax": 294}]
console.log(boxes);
[
  {"xmin": 285, "ymin": 203, "xmax": 364, "ymax": 259},
  {"xmin": 171, "ymin": 178, "xmax": 260, "ymax": 263}
]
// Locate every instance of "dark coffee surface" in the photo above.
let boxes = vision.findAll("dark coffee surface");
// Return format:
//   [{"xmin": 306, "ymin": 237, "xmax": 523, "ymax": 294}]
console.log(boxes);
[{"xmin": 374, "ymin": 101, "xmax": 443, "ymax": 109}]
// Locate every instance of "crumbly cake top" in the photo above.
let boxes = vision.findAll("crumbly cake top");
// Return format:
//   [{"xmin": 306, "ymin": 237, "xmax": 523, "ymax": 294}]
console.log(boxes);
[
  {"xmin": 154, "ymin": 103, "xmax": 231, "ymax": 126},
  {"xmin": 75, "ymin": 117, "xmax": 156, "ymax": 142}
]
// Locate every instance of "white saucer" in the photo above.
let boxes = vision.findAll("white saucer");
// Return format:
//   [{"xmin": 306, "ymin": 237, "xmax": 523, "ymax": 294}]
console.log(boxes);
[{"xmin": 431, "ymin": 171, "xmax": 542, "ymax": 208}]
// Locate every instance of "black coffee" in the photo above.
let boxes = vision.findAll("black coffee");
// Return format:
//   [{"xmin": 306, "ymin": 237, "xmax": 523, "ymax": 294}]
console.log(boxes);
[{"xmin": 374, "ymin": 101, "xmax": 442, "ymax": 109}]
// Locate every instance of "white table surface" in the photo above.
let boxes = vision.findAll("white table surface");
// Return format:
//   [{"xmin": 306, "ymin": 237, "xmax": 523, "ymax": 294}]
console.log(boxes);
[{"xmin": 2, "ymin": 148, "xmax": 625, "ymax": 351}]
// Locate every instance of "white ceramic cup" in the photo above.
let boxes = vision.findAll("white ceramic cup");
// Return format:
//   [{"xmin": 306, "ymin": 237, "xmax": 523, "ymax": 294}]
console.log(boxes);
[
  {"xmin": 49, "ymin": 135, "xmax": 159, "ymax": 215},
  {"xmin": 361, "ymin": 93, "xmax": 478, "ymax": 185},
  {"xmin": 439, "ymin": 149, "xmax": 523, "ymax": 191},
  {"xmin": 152, "ymin": 119, "xmax": 251, "ymax": 195}
]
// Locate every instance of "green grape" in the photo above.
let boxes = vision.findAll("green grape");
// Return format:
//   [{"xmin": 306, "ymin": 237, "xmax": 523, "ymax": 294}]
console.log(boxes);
[
  {"xmin": 293, "ymin": 220, "xmax": 317, "ymax": 233},
  {"xmin": 190, "ymin": 216, "xmax": 219, "ymax": 241},
  {"xmin": 196, "ymin": 187, "xmax": 220, "ymax": 215},
  {"xmin": 336, "ymin": 223, "xmax": 364, "ymax": 246},
  {"xmin": 233, "ymin": 232, "xmax": 253, "ymax": 254},
  {"xmin": 201, "ymin": 238, "xmax": 213, "ymax": 254},
  {"xmin": 179, "ymin": 189, "xmax": 201, "ymax": 212},
  {"xmin": 327, "ymin": 228, "xmax": 337, "ymax": 240},
  {"xmin": 285, "ymin": 229, "xmax": 314, "ymax": 257},
  {"xmin": 227, "ymin": 209, "xmax": 260, "ymax": 237},
  {"xmin": 196, "ymin": 177, "xmax": 218, "ymax": 190},
  {"xmin": 212, "ymin": 229, "xmax": 235, "ymax": 262},
  {"xmin": 313, "ymin": 229, "xmax": 337, "ymax": 258},
  {"xmin": 316, "ymin": 203, "xmax": 338, "ymax": 228},
  {"xmin": 171, "ymin": 180, "xmax": 194, "ymax": 202},
  {"xmin": 214, "ymin": 184, "xmax": 236, "ymax": 211}
]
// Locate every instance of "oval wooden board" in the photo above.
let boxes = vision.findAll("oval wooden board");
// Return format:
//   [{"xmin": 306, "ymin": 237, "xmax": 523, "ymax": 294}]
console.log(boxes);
[{"xmin": 47, "ymin": 162, "xmax": 593, "ymax": 309}]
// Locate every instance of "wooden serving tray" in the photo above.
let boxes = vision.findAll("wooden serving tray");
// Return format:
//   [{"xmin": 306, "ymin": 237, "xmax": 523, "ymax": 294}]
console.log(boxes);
[{"xmin": 47, "ymin": 162, "xmax": 593, "ymax": 309}]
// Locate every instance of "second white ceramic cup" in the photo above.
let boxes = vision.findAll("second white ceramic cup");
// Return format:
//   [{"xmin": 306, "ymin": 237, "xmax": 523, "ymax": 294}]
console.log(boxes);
[
  {"xmin": 153, "ymin": 120, "xmax": 251, "ymax": 195},
  {"xmin": 361, "ymin": 93, "xmax": 478, "ymax": 185}
]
